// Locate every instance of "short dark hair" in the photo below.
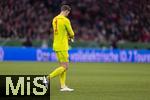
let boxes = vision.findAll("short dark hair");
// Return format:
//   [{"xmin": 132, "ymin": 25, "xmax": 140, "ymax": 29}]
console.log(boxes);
[{"xmin": 61, "ymin": 5, "xmax": 71, "ymax": 11}]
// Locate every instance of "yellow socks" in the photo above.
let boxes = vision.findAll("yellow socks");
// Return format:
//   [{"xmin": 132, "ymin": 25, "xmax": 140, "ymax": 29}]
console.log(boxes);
[
  {"xmin": 60, "ymin": 71, "xmax": 66, "ymax": 88},
  {"xmin": 49, "ymin": 66, "xmax": 66, "ymax": 79},
  {"xmin": 48, "ymin": 66, "xmax": 67, "ymax": 88}
]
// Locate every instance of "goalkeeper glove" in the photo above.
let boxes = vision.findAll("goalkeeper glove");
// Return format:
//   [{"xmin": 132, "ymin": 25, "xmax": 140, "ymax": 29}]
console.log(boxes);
[{"xmin": 71, "ymin": 38, "xmax": 74, "ymax": 42}]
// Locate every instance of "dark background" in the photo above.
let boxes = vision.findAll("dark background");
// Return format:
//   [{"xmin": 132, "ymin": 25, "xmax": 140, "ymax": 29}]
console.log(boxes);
[{"xmin": 0, "ymin": 0, "xmax": 149, "ymax": 48}]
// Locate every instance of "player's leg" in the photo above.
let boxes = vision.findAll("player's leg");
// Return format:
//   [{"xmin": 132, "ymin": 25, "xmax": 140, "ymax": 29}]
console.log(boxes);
[
  {"xmin": 47, "ymin": 51, "xmax": 66, "ymax": 79},
  {"xmin": 43, "ymin": 67, "xmax": 66, "ymax": 88},
  {"xmin": 43, "ymin": 65, "xmax": 65, "ymax": 89},
  {"xmin": 43, "ymin": 51, "xmax": 67, "ymax": 88},
  {"xmin": 58, "ymin": 51, "xmax": 69, "ymax": 88},
  {"xmin": 59, "ymin": 62, "xmax": 68, "ymax": 88},
  {"xmin": 60, "ymin": 71, "xmax": 66, "ymax": 88},
  {"xmin": 48, "ymin": 66, "xmax": 66, "ymax": 79},
  {"xmin": 58, "ymin": 51, "xmax": 74, "ymax": 92},
  {"xmin": 44, "ymin": 51, "xmax": 73, "ymax": 91},
  {"xmin": 59, "ymin": 69, "xmax": 74, "ymax": 92}
]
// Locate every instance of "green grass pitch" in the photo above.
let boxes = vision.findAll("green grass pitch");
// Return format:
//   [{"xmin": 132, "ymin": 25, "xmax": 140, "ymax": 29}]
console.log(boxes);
[{"xmin": 0, "ymin": 62, "xmax": 150, "ymax": 100}]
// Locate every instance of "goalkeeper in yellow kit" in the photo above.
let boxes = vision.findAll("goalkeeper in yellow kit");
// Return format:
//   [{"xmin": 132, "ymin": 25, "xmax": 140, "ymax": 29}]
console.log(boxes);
[{"xmin": 43, "ymin": 5, "xmax": 74, "ymax": 92}]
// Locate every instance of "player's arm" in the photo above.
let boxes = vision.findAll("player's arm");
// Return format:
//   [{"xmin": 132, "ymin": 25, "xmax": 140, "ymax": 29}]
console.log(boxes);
[{"xmin": 65, "ymin": 19, "xmax": 74, "ymax": 39}]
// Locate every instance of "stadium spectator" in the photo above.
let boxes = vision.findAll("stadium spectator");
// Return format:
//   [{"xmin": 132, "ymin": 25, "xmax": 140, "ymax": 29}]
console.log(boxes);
[{"xmin": 0, "ymin": 0, "xmax": 149, "ymax": 44}]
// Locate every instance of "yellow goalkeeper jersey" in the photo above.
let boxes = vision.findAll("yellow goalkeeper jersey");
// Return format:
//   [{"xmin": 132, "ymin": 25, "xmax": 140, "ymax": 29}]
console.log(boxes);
[{"xmin": 52, "ymin": 15, "xmax": 74, "ymax": 51}]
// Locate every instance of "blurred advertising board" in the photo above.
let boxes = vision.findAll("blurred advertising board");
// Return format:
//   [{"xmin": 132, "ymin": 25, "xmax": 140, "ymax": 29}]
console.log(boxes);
[{"xmin": 0, "ymin": 47, "xmax": 150, "ymax": 63}]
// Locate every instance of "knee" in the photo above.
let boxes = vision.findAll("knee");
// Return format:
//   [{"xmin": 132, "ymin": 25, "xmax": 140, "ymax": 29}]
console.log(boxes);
[
  {"xmin": 60, "ymin": 63, "xmax": 69, "ymax": 70},
  {"xmin": 63, "ymin": 66, "xmax": 68, "ymax": 70}
]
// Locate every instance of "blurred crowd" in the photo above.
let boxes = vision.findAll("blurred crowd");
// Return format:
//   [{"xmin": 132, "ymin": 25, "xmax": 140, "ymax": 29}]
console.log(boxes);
[{"xmin": 0, "ymin": 0, "xmax": 150, "ymax": 43}]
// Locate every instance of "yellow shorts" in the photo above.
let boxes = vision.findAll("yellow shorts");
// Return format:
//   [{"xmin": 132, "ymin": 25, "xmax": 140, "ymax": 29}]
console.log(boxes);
[{"xmin": 55, "ymin": 51, "xmax": 69, "ymax": 62}]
